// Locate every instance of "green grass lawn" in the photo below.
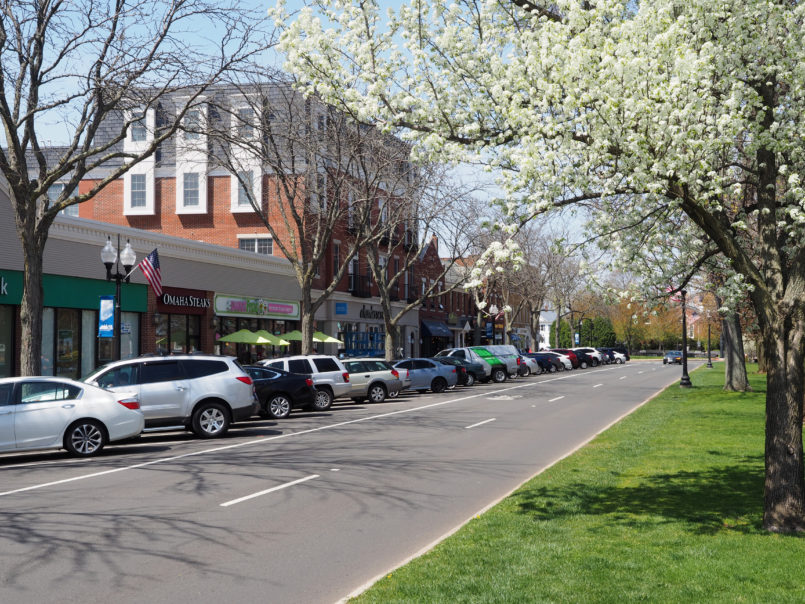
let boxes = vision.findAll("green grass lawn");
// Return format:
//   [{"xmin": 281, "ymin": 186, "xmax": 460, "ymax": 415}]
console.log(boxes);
[{"xmin": 354, "ymin": 364, "xmax": 805, "ymax": 603}]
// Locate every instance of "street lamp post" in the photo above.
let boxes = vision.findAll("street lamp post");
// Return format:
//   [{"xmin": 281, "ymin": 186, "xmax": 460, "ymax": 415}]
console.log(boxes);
[
  {"xmin": 707, "ymin": 319, "xmax": 713, "ymax": 368},
  {"xmin": 101, "ymin": 235, "xmax": 137, "ymax": 361},
  {"xmin": 680, "ymin": 289, "xmax": 692, "ymax": 387}
]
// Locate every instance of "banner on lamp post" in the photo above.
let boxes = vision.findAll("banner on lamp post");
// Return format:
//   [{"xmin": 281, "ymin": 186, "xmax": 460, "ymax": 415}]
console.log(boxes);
[{"xmin": 98, "ymin": 295, "xmax": 115, "ymax": 338}]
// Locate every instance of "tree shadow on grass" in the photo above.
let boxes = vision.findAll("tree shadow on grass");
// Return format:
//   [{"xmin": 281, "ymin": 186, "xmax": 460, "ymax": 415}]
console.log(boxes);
[{"xmin": 516, "ymin": 456, "xmax": 767, "ymax": 535}]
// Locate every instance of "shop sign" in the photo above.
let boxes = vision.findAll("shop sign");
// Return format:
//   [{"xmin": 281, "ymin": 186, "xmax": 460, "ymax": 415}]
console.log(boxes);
[
  {"xmin": 0, "ymin": 275, "xmax": 7, "ymax": 296},
  {"xmin": 335, "ymin": 302, "xmax": 347, "ymax": 315},
  {"xmin": 359, "ymin": 306, "xmax": 384, "ymax": 320},
  {"xmin": 214, "ymin": 293, "xmax": 299, "ymax": 320},
  {"xmin": 160, "ymin": 292, "xmax": 210, "ymax": 309}
]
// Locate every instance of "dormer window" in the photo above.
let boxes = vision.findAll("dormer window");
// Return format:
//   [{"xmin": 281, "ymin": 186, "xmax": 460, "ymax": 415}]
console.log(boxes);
[
  {"xmin": 184, "ymin": 109, "xmax": 201, "ymax": 139},
  {"xmin": 236, "ymin": 107, "xmax": 253, "ymax": 138},
  {"xmin": 130, "ymin": 111, "xmax": 147, "ymax": 142}
]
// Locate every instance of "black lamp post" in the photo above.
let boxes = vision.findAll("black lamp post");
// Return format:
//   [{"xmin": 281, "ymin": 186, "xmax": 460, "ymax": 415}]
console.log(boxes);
[
  {"xmin": 101, "ymin": 235, "xmax": 136, "ymax": 361},
  {"xmin": 680, "ymin": 289, "xmax": 692, "ymax": 387}
]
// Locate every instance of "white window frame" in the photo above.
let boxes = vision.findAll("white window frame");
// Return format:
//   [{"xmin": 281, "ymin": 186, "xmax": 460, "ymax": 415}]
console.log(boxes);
[
  {"xmin": 237, "ymin": 234, "xmax": 273, "ymax": 256},
  {"xmin": 182, "ymin": 172, "xmax": 200, "ymax": 207},
  {"xmin": 124, "ymin": 168, "xmax": 155, "ymax": 215},
  {"xmin": 230, "ymin": 169, "xmax": 260, "ymax": 213},
  {"xmin": 176, "ymin": 168, "xmax": 207, "ymax": 214}
]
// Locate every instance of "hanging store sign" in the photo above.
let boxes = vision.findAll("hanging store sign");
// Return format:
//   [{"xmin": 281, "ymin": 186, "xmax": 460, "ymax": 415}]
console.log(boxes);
[{"xmin": 98, "ymin": 296, "xmax": 115, "ymax": 338}]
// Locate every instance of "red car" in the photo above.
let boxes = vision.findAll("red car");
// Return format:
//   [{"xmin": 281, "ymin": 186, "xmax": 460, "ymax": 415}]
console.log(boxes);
[{"xmin": 551, "ymin": 348, "xmax": 580, "ymax": 369}]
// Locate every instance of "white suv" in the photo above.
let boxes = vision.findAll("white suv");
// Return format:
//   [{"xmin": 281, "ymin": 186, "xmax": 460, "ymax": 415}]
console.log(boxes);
[
  {"xmin": 259, "ymin": 355, "xmax": 351, "ymax": 411},
  {"xmin": 84, "ymin": 355, "xmax": 258, "ymax": 438}
]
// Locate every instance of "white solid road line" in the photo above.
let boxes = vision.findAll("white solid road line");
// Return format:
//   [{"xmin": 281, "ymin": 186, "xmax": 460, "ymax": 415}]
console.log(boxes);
[
  {"xmin": 220, "ymin": 474, "xmax": 319, "ymax": 507},
  {"xmin": 465, "ymin": 418, "xmax": 496, "ymax": 430},
  {"xmin": 548, "ymin": 396, "xmax": 564, "ymax": 402},
  {"xmin": 0, "ymin": 364, "xmax": 632, "ymax": 498}
]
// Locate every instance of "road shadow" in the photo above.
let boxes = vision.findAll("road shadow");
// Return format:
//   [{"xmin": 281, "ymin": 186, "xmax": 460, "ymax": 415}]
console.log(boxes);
[{"xmin": 515, "ymin": 455, "xmax": 766, "ymax": 534}]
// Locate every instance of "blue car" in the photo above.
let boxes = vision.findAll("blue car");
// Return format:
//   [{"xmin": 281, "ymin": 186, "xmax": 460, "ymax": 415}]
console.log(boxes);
[{"xmin": 393, "ymin": 358, "xmax": 458, "ymax": 393}]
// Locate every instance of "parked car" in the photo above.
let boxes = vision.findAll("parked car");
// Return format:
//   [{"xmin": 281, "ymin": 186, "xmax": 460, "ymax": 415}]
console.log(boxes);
[
  {"xmin": 84, "ymin": 355, "xmax": 257, "ymax": 438},
  {"xmin": 545, "ymin": 351, "xmax": 573, "ymax": 371},
  {"xmin": 0, "ymin": 376, "xmax": 144, "ymax": 457},
  {"xmin": 434, "ymin": 356, "xmax": 485, "ymax": 386},
  {"xmin": 477, "ymin": 345, "xmax": 521, "ymax": 378},
  {"xmin": 573, "ymin": 347, "xmax": 604, "ymax": 367},
  {"xmin": 393, "ymin": 358, "xmax": 458, "ymax": 393},
  {"xmin": 550, "ymin": 348, "xmax": 580, "ymax": 369},
  {"xmin": 434, "ymin": 347, "xmax": 498, "ymax": 382},
  {"xmin": 599, "ymin": 347, "xmax": 627, "ymax": 364},
  {"xmin": 569, "ymin": 349, "xmax": 594, "ymax": 369},
  {"xmin": 663, "ymin": 350, "xmax": 683, "ymax": 365},
  {"xmin": 595, "ymin": 348, "xmax": 614, "ymax": 364},
  {"xmin": 243, "ymin": 365, "xmax": 316, "ymax": 419},
  {"xmin": 518, "ymin": 355, "xmax": 540, "ymax": 376},
  {"xmin": 527, "ymin": 352, "xmax": 562, "ymax": 373},
  {"xmin": 612, "ymin": 346, "xmax": 631, "ymax": 361},
  {"xmin": 342, "ymin": 359, "xmax": 403, "ymax": 403},
  {"xmin": 259, "ymin": 355, "xmax": 351, "ymax": 410}
]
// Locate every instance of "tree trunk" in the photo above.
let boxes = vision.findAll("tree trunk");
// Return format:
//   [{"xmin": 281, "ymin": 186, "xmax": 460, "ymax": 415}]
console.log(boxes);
[
  {"xmin": 19, "ymin": 239, "xmax": 45, "ymax": 376},
  {"xmin": 722, "ymin": 312, "xmax": 750, "ymax": 391},
  {"xmin": 757, "ymin": 337, "xmax": 768, "ymax": 374},
  {"xmin": 300, "ymin": 290, "xmax": 315, "ymax": 355},
  {"xmin": 762, "ymin": 320, "xmax": 805, "ymax": 532},
  {"xmin": 384, "ymin": 322, "xmax": 400, "ymax": 361}
]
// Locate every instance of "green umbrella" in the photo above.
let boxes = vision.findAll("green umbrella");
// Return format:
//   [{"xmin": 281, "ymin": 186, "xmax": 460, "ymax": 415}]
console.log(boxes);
[
  {"xmin": 313, "ymin": 331, "xmax": 343, "ymax": 344},
  {"xmin": 279, "ymin": 330, "xmax": 303, "ymax": 341},
  {"xmin": 217, "ymin": 329, "xmax": 272, "ymax": 344},
  {"xmin": 255, "ymin": 330, "xmax": 290, "ymax": 346}
]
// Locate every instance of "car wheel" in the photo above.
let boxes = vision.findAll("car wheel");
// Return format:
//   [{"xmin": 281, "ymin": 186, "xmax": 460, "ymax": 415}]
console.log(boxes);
[
  {"xmin": 491, "ymin": 368, "xmax": 507, "ymax": 383},
  {"xmin": 310, "ymin": 388, "xmax": 333, "ymax": 411},
  {"xmin": 592, "ymin": 359, "xmax": 600, "ymax": 367},
  {"xmin": 519, "ymin": 366, "xmax": 531, "ymax": 377},
  {"xmin": 580, "ymin": 361, "xmax": 588, "ymax": 369},
  {"xmin": 266, "ymin": 394, "xmax": 292, "ymax": 419},
  {"xmin": 192, "ymin": 402, "xmax": 230, "ymax": 438},
  {"xmin": 431, "ymin": 377, "xmax": 448, "ymax": 393},
  {"xmin": 616, "ymin": 358, "xmax": 624, "ymax": 364},
  {"xmin": 64, "ymin": 420, "xmax": 106, "ymax": 457},
  {"xmin": 465, "ymin": 372, "xmax": 476, "ymax": 387},
  {"xmin": 368, "ymin": 383, "xmax": 387, "ymax": 403}
]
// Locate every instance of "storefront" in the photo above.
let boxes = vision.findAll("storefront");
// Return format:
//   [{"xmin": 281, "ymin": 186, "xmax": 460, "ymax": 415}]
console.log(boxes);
[
  {"xmin": 321, "ymin": 299, "xmax": 419, "ymax": 358},
  {"xmin": 0, "ymin": 270, "xmax": 146, "ymax": 379},
  {"xmin": 153, "ymin": 287, "xmax": 213, "ymax": 354},
  {"xmin": 420, "ymin": 318, "xmax": 453, "ymax": 357},
  {"xmin": 213, "ymin": 292, "xmax": 300, "ymax": 363}
]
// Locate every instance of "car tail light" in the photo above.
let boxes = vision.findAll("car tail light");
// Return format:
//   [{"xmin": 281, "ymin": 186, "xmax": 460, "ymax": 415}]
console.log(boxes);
[
  {"xmin": 118, "ymin": 398, "xmax": 140, "ymax": 410},
  {"xmin": 391, "ymin": 369, "xmax": 399, "ymax": 378},
  {"xmin": 451, "ymin": 367, "xmax": 456, "ymax": 373},
  {"xmin": 236, "ymin": 376, "xmax": 253, "ymax": 386},
  {"xmin": 516, "ymin": 357, "xmax": 521, "ymax": 364},
  {"xmin": 342, "ymin": 372, "xmax": 350, "ymax": 383},
  {"xmin": 305, "ymin": 378, "xmax": 314, "ymax": 387}
]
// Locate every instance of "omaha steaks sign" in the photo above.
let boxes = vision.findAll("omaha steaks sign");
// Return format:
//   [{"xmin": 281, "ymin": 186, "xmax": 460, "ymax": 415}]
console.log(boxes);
[{"xmin": 160, "ymin": 292, "xmax": 211, "ymax": 309}]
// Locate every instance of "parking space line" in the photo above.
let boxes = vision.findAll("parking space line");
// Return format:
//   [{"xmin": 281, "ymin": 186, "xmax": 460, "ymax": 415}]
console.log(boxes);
[
  {"xmin": 548, "ymin": 396, "xmax": 564, "ymax": 402},
  {"xmin": 465, "ymin": 418, "xmax": 495, "ymax": 430},
  {"xmin": 593, "ymin": 384, "xmax": 603, "ymax": 388},
  {"xmin": 220, "ymin": 474, "xmax": 319, "ymax": 507},
  {"xmin": 619, "ymin": 376, "xmax": 627, "ymax": 380}
]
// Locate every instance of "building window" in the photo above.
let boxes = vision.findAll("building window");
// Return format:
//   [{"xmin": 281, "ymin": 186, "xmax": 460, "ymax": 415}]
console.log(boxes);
[
  {"xmin": 236, "ymin": 107, "xmax": 253, "ymax": 138},
  {"xmin": 183, "ymin": 172, "xmax": 199, "ymax": 206},
  {"xmin": 131, "ymin": 111, "xmax": 146, "ymax": 141},
  {"xmin": 333, "ymin": 242, "xmax": 340, "ymax": 275},
  {"xmin": 131, "ymin": 174, "xmax": 147, "ymax": 207},
  {"xmin": 239, "ymin": 237, "xmax": 272, "ymax": 255},
  {"xmin": 184, "ymin": 109, "xmax": 201, "ymax": 139},
  {"xmin": 237, "ymin": 171, "xmax": 252, "ymax": 206},
  {"xmin": 47, "ymin": 183, "xmax": 79, "ymax": 217}
]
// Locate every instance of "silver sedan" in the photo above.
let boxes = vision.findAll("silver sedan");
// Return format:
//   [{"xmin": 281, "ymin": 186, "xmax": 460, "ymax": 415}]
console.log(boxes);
[{"xmin": 0, "ymin": 377, "xmax": 144, "ymax": 457}]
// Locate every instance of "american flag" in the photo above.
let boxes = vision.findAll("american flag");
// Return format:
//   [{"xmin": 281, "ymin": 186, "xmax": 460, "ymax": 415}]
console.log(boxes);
[{"xmin": 138, "ymin": 249, "xmax": 162, "ymax": 297}]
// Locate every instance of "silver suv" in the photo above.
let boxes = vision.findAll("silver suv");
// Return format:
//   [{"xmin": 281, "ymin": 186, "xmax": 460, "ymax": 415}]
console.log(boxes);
[
  {"xmin": 259, "ymin": 355, "xmax": 351, "ymax": 411},
  {"xmin": 84, "ymin": 355, "xmax": 258, "ymax": 438},
  {"xmin": 342, "ymin": 358, "xmax": 403, "ymax": 403}
]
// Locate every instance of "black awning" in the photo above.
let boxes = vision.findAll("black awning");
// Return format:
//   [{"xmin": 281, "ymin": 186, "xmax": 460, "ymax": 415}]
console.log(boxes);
[{"xmin": 421, "ymin": 319, "xmax": 453, "ymax": 338}]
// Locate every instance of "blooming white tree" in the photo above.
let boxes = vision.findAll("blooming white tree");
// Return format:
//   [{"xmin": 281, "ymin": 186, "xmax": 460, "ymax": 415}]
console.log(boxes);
[{"xmin": 275, "ymin": 0, "xmax": 805, "ymax": 532}]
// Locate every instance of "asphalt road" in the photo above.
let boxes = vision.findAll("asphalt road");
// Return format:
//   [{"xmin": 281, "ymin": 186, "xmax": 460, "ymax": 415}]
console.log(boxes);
[{"xmin": 0, "ymin": 360, "xmax": 695, "ymax": 603}]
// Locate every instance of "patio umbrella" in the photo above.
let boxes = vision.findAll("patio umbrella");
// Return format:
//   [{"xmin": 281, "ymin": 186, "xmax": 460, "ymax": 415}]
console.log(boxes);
[
  {"xmin": 216, "ymin": 329, "xmax": 273, "ymax": 344},
  {"xmin": 217, "ymin": 329, "xmax": 257, "ymax": 343},
  {"xmin": 279, "ymin": 329, "xmax": 303, "ymax": 341},
  {"xmin": 255, "ymin": 330, "xmax": 290, "ymax": 346},
  {"xmin": 313, "ymin": 331, "xmax": 343, "ymax": 344}
]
